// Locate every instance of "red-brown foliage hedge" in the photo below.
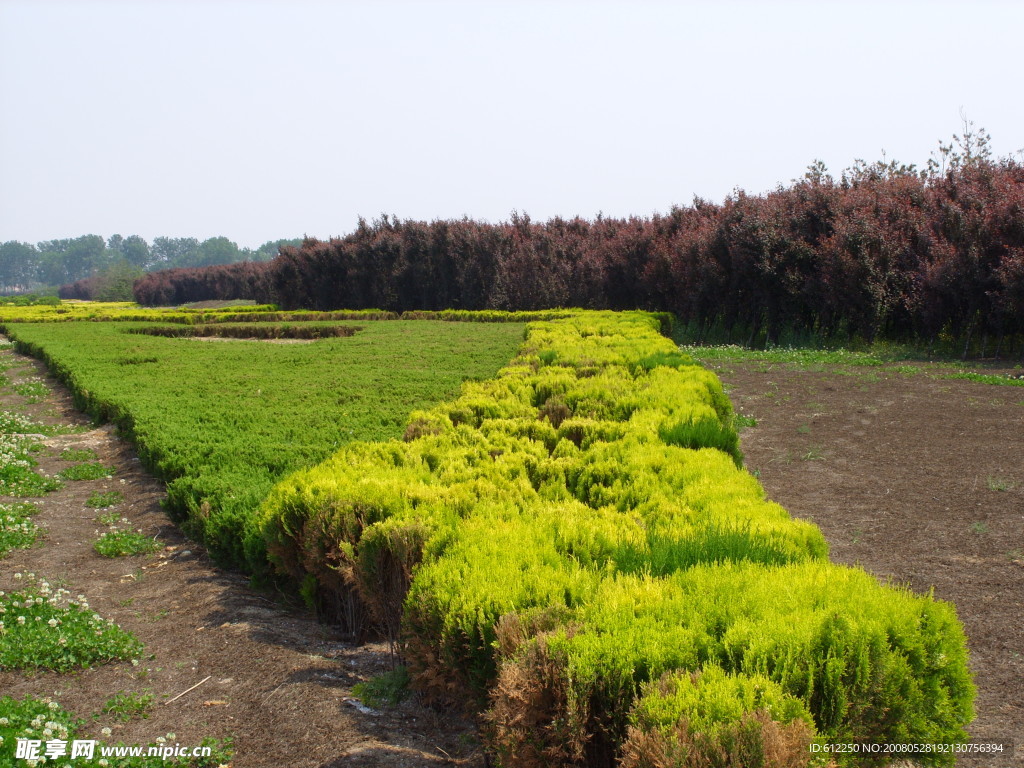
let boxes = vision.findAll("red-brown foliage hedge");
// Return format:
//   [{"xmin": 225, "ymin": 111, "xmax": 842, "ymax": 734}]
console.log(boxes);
[{"xmin": 132, "ymin": 160, "xmax": 1024, "ymax": 348}]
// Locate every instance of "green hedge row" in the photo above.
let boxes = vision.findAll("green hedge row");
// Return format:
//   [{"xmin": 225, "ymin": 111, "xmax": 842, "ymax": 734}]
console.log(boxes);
[
  {"xmin": 0, "ymin": 303, "xmax": 595, "ymax": 326},
  {"xmin": 256, "ymin": 310, "xmax": 974, "ymax": 766},
  {"xmin": 126, "ymin": 323, "xmax": 361, "ymax": 339}
]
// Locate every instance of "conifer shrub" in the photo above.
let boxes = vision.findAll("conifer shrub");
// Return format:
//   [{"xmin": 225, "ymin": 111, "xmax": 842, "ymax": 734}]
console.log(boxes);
[
  {"xmin": 489, "ymin": 564, "xmax": 973, "ymax": 767},
  {"xmin": 618, "ymin": 667, "xmax": 818, "ymax": 768},
  {"xmin": 255, "ymin": 310, "xmax": 974, "ymax": 764}
]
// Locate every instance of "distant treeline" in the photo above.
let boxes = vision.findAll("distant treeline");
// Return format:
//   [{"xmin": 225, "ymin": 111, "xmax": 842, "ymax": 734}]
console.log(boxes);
[
  {"xmin": 0, "ymin": 235, "xmax": 301, "ymax": 298},
  {"xmin": 133, "ymin": 148, "xmax": 1024, "ymax": 352}
]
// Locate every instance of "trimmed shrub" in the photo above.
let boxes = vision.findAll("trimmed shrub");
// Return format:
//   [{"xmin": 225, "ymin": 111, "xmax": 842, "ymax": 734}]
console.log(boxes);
[
  {"xmin": 489, "ymin": 564, "xmax": 973, "ymax": 767},
  {"xmin": 619, "ymin": 667, "xmax": 817, "ymax": 768},
  {"xmin": 255, "ymin": 310, "xmax": 974, "ymax": 765}
]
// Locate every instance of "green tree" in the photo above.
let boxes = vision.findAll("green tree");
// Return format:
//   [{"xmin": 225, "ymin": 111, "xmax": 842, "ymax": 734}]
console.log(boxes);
[
  {"xmin": 121, "ymin": 235, "xmax": 152, "ymax": 269},
  {"xmin": 94, "ymin": 260, "xmax": 144, "ymax": 301},
  {"xmin": 151, "ymin": 237, "xmax": 200, "ymax": 269},
  {"xmin": 37, "ymin": 235, "xmax": 106, "ymax": 284},
  {"xmin": 0, "ymin": 241, "xmax": 40, "ymax": 291},
  {"xmin": 194, "ymin": 236, "xmax": 241, "ymax": 267},
  {"xmin": 36, "ymin": 249, "xmax": 70, "ymax": 285},
  {"xmin": 251, "ymin": 238, "xmax": 302, "ymax": 262}
]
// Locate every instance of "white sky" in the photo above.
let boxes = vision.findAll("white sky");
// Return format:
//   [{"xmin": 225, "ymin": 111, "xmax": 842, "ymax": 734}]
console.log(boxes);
[{"xmin": 1, "ymin": 0, "xmax": 1022, "ymax": 249}]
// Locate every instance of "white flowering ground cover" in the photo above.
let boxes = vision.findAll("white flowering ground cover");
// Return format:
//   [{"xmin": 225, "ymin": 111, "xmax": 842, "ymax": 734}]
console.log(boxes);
[
  {"xmin": 0, "ymin": 411, "xmax": 63, "ymax": 496},
  {"xmin": 0, "ymin": 574, "xmax": 143, "ymax": 671},
  {"xmin": 0, "ymin": 501, "xmax": 41, "ymax": 556},
  {"xmin": 0, "ymin": 695, "xmax": 232, "ymax": 767},
  {"xmin": 13, "ymin": 376, "xmax": 50, "ymax": 403}
]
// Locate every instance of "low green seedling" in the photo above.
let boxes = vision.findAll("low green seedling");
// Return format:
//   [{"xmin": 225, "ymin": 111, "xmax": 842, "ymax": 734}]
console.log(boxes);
[
  {"xmin": 58, "ymin": 462, "xmax": 116, "ymax": 481},
  {"xmin": 733, "ymin": 412, "xmax": 758, "ymax": 429},
  {"xmin": 986, "ymin": 475, "xmax": 1014, "ymax": 492},
  {"xmin": 59, "ymin": 447, "xmax": 99, "ymax": 462},
  {"xmin": 87, "ymin": 489, "xmax": 124, "ymax": 508},
  {"xmin": 801, "ymin": 447, "xmax": 825, "ymax": 461},
  {"xmin": 102, "ymin": 690, "xmax": 155, "ymax": 721},
  {"xmin": 352, "ymin": 665, "xmax": 411, "ymax": 708},
  {"xmin": 94, "ymin": 529, "xmax": 161, "ymax": 557}
]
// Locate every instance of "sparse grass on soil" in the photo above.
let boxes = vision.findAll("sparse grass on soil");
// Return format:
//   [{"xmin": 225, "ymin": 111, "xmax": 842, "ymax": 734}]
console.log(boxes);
[
  {"xmin": 58, "ymin": 461, "xmax": 116, "ymax": 481},
  {"xmin": 95, "ymin": 510, "xmax": 126, "ymax": 526},
  {"xmin": 682, "ymin": 343, "xmax": 892, "ymax": 366},
  {"xmin": 937, "ymin": 370, "xmax": 1024, "ymax": 386},
  {"xmin": 94, "ymin": 529, "xmax": 162, "ymax": 558},
  {"xmin": 13, "ymin": 377, "xmax": 49, "ymax": 402},
  {"xmin": 60, "ymin": 447, "xmax": 99, "ymax": 462},
  {"xmin": 87, "ymin": 490, "xmax": 125, "ymax": 508}
]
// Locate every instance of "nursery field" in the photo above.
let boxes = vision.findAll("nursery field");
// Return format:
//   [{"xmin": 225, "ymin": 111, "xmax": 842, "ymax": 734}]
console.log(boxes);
[
  {"xmin": 1, "ymin": 305, "xmax": 1018, "ymax": 768},
  {"xmin": 0, "ymin": 318, "xmax": 527, "ymax": 570}
]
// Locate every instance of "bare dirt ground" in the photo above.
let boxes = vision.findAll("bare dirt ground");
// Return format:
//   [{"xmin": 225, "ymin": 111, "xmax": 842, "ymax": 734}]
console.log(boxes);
[
  {"xmin": 2, "ymin": 343, "xmax": 1022, "ymax": 767},
  {"xmin": 702, "ymin": 356, "xmax": 1024, "ymax": 767}
]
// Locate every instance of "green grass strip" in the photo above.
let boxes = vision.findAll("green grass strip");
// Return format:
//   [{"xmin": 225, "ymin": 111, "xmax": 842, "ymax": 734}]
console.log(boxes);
[{"xmin": 2, "ymin": 319, "xmax": 525, "ymax": 571}]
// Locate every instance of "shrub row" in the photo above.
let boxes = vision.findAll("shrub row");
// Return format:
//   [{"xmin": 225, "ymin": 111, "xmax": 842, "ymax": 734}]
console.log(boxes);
[
  {"xmin": 0, "ymin": 302, "xmax": 582, "ymax": 326},
  {"xmin": 256, "ymin": 310, "xmax": 975, "ymax": 766},
  {"xmin": 132, "ymin": 155, "xmax": 1024, "ymax": 353},
  {"xmin": 126, "ymin": 323, "xmax": 361, "ymax": 340},
  {"xmin": 0, "ymin": 302, "xmax": 395, "ymax": 325}
]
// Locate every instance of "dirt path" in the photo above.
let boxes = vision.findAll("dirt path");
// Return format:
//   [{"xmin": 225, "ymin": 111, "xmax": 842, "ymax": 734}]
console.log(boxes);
[
  {"xmin": 703, "ymin": 357, "xmax": 1024, "ymax": 767},
  {"xmin": 0, "ymin": 344, "xmax": 483, "ymax": 768}
]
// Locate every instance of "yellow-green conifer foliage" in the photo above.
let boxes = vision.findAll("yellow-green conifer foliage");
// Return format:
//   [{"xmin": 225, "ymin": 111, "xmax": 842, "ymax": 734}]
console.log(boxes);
[{"xmin": 258, "ymin": 310, "xmax": 976, "ymax": 766}]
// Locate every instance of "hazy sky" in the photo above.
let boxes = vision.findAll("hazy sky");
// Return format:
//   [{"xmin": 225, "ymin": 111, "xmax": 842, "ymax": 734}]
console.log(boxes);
[{"xmin": 2, "ymin": 0, "xmax": 1022, "ymax": 249}]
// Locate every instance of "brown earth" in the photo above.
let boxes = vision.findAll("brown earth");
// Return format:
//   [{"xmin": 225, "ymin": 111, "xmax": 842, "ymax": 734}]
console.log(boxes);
[
  {"xmin": 2, "ymin": 343, "xmax": 1022, "ymax": 767},
  {"xmin": 703, "ymin": 356, "xmax": 1024, "ymax": 768}
]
